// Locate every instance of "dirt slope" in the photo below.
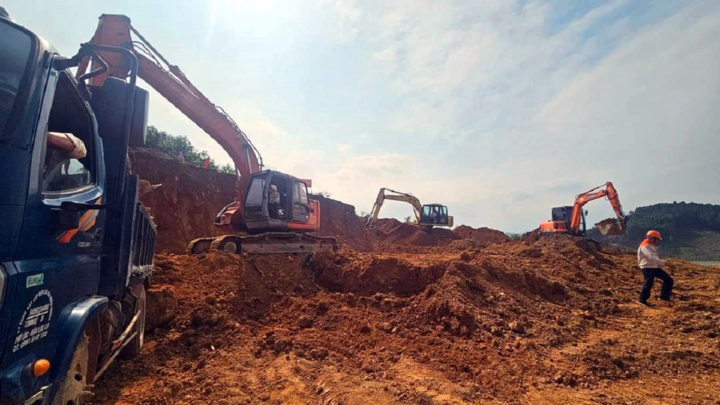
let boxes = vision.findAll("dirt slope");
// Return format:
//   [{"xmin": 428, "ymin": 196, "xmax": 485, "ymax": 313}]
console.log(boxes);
[
  {"xmin": 373, "ymin": 218, "xmax": 460, "ymax": 248},
  {"xmin": 131, "ymin": 150, "xmax": 374, "ymax": 253},
  {"xmin": 94, "ymin": 235, "xmax": 720, "ymax": 404},
  {"xmin": 131, "ymin": 148, "xmax": 236, "ymax": 253},
  {"xmin": 452, "ymin": 225, "xmax": 509, "ymax": 245},
  {"xmin": 313, "ymin": 194, "xmax": 374, "ymax": 251}
]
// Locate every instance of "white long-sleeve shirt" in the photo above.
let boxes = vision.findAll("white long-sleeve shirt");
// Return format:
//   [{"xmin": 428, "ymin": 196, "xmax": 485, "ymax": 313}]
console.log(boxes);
[{"xmin": 637, "ymin": 243, "xmax": 665, "ymax": 269}]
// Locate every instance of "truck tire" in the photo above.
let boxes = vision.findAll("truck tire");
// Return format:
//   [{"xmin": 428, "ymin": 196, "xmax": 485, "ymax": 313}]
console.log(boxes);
[
  {"xmin": 52, "ymin": 335, "xmax": 90, "ymax": 405},
  {"xmin": 120, "ymin": 283, "xmax": 146, "ymax": 358}
]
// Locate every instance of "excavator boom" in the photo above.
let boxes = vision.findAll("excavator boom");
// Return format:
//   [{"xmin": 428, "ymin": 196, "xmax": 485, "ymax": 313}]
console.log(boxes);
[
  {"xmin": 79, "ymin": 14, "xmax": 336, "ymax": 254},
  {"xmin": 78, "ymin": 14, "xmax": 262, "ymax": 185}
]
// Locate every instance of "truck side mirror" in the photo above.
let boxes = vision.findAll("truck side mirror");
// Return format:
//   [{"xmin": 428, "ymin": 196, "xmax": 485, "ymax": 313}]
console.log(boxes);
[{"xmin": 51, "ymin": 208, "xmax": 81, "ymax": 231}]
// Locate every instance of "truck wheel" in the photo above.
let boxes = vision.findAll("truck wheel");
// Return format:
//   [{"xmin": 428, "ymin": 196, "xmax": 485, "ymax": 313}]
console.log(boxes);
[
  {"xmin": 52, "ymin": 335, "xmax": 90, "ymax": 405},
  {"xmin": 120, "ymin": 284, "xmax": 146, "ymax": 358}
]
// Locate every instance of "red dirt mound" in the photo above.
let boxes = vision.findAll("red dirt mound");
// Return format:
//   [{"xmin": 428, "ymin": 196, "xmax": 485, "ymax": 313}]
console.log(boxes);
[
  {"xmin": 373, "ymin": 218, "xmax": 460, "ymax": 248},
  {"xmin": 131, "ymin": 148, "xmax": 236, "ymax": 253},
  {"xmin": 452, "ymin": 224, "xmax": 510, "ymax": 245},
  {"xmin": 96, "ymin": 235, "xmax": 720, "ymax": 404}
]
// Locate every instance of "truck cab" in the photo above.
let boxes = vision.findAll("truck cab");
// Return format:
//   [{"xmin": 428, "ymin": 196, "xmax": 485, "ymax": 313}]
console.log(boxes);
[{"xmin": 0, "ymin": 14, "xmax": 155, "ymax": 405}]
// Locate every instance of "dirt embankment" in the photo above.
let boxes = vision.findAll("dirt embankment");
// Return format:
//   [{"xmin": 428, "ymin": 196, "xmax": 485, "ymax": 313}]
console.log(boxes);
[
  {"xmin": 133, "ymin": 148, "xmax": 507, "ymax": 254},
  {"xmin": 96, "ymin": 234, "xmax": 720, "ymax": 404},
  {"xmin": 131, "ymin": 148, "xmax": 236, "ymax": 253},
  {"xmin": 373, "ymin": 218, "xmax": 459, "ymax": 247},
  {"xmin": 313, "ymin": 194, "xmax": 374, "ymax": 251},
  {"xmin": 452, "ymin": 225, "xmax": 510, "ymax": 245},
  {"xmin": 132, "ymin": 152, "xmax": 374, "ymax": 253}
]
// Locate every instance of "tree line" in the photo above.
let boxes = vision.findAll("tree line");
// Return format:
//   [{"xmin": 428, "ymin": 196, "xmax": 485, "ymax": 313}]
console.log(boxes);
[
  {"xmin": 588, "ymin": 201, "xmax": 720, "ymax": 246},
  {"xmin": 145, "ymin": 126, "xmax": 235, "ymax": 174}
]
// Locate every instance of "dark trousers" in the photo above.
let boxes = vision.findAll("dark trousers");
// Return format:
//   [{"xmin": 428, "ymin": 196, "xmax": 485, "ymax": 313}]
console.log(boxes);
[{"xmin": 639, "ymin": 268, "xmax": 674, "ymax": 302}]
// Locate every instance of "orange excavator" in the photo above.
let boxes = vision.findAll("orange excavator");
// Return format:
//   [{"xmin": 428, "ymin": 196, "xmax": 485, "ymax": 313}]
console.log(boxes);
[
  {"xmin": 77, "ymin": 14, "xmax": 337, "ymax": 254},
  {"xmin": 539, "ymin": 182, "xmax": 627, "ymax": 236}
]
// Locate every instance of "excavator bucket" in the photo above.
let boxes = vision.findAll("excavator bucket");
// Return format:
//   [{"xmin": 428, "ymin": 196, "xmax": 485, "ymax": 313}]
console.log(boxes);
[{"xmin": 594, "ymin": 218, "xmax": 625, "ymax": 236}]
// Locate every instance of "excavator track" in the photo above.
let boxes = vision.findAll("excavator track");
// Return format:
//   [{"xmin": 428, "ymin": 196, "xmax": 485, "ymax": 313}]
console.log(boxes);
[{"xmin": 187, "ymin": 233, "xmax": 339, "ymax": 255}]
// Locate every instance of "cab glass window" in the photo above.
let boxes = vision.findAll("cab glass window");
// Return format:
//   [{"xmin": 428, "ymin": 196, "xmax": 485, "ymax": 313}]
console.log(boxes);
[
  {"xmin": 42, "ymin": 72, "xmax": 95, "ymax": 194},
  {"xmin": 246, "ymin": 177, "xmax": 266, "ymax": 207}
]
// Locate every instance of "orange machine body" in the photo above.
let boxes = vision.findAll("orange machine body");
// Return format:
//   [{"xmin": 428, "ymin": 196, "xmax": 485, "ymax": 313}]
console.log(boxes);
[{"xmin": 539, "ymin": 182, "xmax": 626, "ymax": 236}]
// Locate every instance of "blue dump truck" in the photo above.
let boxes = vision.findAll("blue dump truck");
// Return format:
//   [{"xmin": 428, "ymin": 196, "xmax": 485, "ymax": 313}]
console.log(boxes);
[{"xmin": 0, "ymin": 9, "xmax": 156, "ymax": 404}]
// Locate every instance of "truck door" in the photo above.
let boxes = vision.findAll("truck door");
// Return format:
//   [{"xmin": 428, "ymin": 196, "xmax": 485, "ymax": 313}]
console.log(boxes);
[{"xmin": 5, "ymin": 69, "xmax": 105, "ymax": 366}]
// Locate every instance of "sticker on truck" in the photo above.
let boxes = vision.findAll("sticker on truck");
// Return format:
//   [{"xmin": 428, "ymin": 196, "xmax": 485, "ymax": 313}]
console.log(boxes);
[
  {"xmin": 26, "ymin": 273, "xmax": 44, "ymax": 288},
  {"xmin": 12, "ymin": 289, "xmax": 54, "ymax": 352}
]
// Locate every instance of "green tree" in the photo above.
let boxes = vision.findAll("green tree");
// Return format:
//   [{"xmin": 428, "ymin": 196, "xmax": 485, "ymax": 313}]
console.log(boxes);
[
  {"xmin": 220, "ymin": 164, "xmax": 235, "ymax": 174},
  {"xmin": 145, "ymin": 126, "xmax": 220, "ymax": 171}
]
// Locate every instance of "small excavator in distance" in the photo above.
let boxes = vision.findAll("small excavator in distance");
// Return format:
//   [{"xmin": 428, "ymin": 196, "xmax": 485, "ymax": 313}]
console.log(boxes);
[
  {"xmin": 78, "ymin": 14, "xmax": 337, "ymax": 255},
  {"xmin": 539, "ymin": 181, "xmax": 627, "ymax": 236},
  {"xmin": 367, "ymin": 188, "xmax": 454, "ymax": 228},
  {"xmin": 0, "ymin": 9, "xmax": 155, "ymax": 405}
]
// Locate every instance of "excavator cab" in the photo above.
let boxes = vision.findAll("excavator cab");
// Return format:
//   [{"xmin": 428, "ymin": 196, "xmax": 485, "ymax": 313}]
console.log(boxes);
[
  {"xmin": 540, "ymin": 206, "xmax": 588, "ymax": 235},
  {"xmin": 419, "ymin": 204, "xmax": 453, "ymax": 227},
  {"xmin": 243, "ymin": 170, "xmax": 319, "ymax": 232},
  {"xmin": 197, "ymin": 170, "xmax": 334, "ymax": 255}
]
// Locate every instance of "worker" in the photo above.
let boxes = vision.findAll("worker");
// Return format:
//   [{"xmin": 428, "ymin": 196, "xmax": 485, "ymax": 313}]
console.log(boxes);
[
  {"xmin": 637, "ymin": 230, "xmax": 674, "ymax": 306},
  {"xmin": 268, "ymin": 184, "xmax": 280, "ymax": 218}
]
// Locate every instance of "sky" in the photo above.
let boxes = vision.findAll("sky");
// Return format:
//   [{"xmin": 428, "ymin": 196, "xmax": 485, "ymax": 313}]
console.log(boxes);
[{"xmin": 5, "ymin": 0, "xmax": 720, "ymax": 232}]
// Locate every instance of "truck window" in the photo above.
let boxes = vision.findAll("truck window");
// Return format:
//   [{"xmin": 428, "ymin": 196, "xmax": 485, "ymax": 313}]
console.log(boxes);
[
  {"xmin": 0, "ymin": 21, "xmax": 33, "ymax": 140},
  {"xmin": 42, "ymin": 72, "xmax": 95, "ymax": 194}
]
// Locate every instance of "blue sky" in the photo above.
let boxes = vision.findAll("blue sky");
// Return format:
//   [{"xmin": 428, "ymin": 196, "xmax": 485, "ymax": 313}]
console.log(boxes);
[{"xmin": 6, "ymin": 0, "xmax": 720, "ymax": 232}]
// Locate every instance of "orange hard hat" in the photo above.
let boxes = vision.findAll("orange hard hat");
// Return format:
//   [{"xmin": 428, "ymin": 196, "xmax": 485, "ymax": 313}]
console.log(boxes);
[{"xmin": 646, "ymin": 230, "xmax": 662, "ymax": 240}]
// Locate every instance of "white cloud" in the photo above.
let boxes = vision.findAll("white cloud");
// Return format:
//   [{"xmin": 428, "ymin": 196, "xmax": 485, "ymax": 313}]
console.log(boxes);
[
  {"xmin": 318, "ymin": 0, "xmax": 720, "ymax": 231},
  {"xmin": 335, "ymin": 143, "xmax": 353, "ymax": 154}
]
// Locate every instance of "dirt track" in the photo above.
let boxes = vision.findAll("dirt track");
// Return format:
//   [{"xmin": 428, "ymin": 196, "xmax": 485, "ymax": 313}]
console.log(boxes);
[{"xmin": 93, "ymin": 236, "xmax": 720, "ymax": 404}]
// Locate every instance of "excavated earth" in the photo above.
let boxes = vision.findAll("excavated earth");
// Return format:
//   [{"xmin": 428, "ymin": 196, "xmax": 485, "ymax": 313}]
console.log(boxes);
[{"xmin": 93, "ymin": 149, "xmax": 720, "ymax": 404}]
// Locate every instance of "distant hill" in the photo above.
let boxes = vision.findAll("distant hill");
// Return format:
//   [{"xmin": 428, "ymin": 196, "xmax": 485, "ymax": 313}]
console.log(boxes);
[{"xmin": 588, "ymin": 202, "xmax": 720, "ymax": 261}]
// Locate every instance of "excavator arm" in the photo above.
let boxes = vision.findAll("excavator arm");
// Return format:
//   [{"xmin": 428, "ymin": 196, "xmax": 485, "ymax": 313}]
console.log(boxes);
[
  {"xmin": 76, "ymin": 14, "xmax": 262, "ymax": 199},
  {"xmin": 569, "ymin": 182, "xmax": 627, "ymax": 235},
  {"xmin": 367, "ymin": 188, "xmax": 423, "ymax": 228},
  {"xmin": 75, "ymin": 13, "xmax": 335, "ymax": 255}
]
